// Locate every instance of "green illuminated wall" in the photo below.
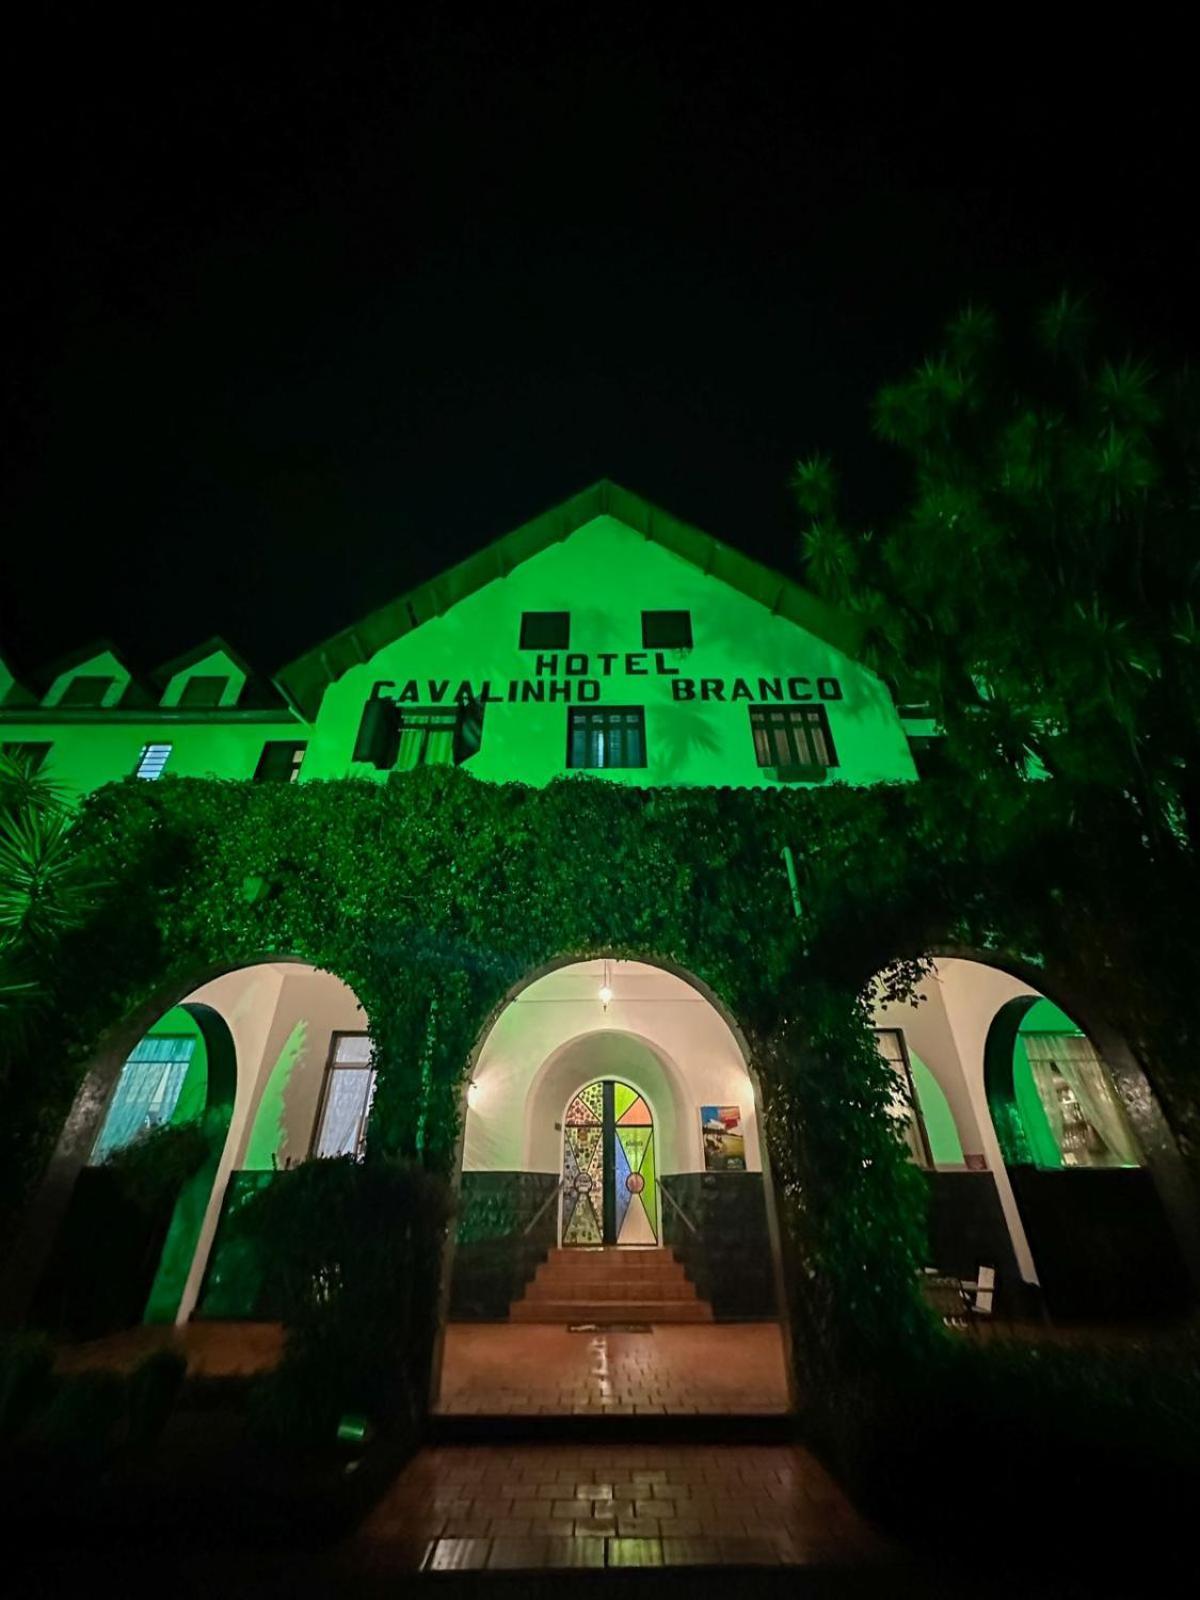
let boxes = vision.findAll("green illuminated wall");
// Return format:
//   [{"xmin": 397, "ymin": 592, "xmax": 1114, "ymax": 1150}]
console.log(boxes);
[
  {"xmin": 1013, "ymin": 999, "xmax": 1084, "ymax": 1170},
  {"xmin": 908, "ymin": 1049, "xmax": 965, "ymax": 1166},
  {"xmin": 0, "ymin": 719, "xmax": 300, "ymax": 799},
  {"xmin": 3, "ymin": 507, "xmax": 918, "ymax": 797},
  {"xmin": 307, "ymin": 516, "xmax": 917, "ymax": 789}
]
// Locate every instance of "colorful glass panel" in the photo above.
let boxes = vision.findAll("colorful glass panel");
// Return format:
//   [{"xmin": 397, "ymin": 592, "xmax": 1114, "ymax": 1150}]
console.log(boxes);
[
  {"xmin": 566, "ymin": 1084, "xmax": 603, "ymax": 1125},
  {"xmin": 561, "ymin": 1079, "xmax": 658, "ymax": 1246},
  {"xmin": 562, "ymin": 1104, "xmax": 605, "ymax": 1245}
]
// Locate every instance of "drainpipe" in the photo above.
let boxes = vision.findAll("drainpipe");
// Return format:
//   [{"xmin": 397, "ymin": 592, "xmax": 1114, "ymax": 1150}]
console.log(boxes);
[{"xmin": 781, "ymin": 845, "xmax": 804, "ymax": 923}]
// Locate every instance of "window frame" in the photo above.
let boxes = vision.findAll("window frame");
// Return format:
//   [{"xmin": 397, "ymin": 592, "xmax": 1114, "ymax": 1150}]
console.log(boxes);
[
  {"xmin": 874, "ymin": 1027, "xmax": 934, "ymax": 1169},
  {"xmin": 749, "ymin": 703, "xmax": 838, "ymax": 770},
  {"xmin": 134, "ymin": 742, "xmax": 173, "ymax": 780},
  {"xmin": 310, "ymin": 1032, "xmax": 377, "ymax": 1161},
  {"xmin": 519, "ymin": 611, "xmax": 570, "ymax": 650},
  {"xmin": 60, "ymin": 674, "xmax": 117, "ymax": 707},
  {"xmin": 566, "ymin": 705, "xmax": 647, "ymax": 770},
  {"xmin": 641, "ymin": 610, "xmax": 693, "ymax": 650},
  {"xmin": 178, "ymin": 674, "xmax": 229, "ymax": 709},
  {"xmin": 254, "ymin": 740, "xmax": 308, "ymax": 782},
  {"xmin": 90, "ymin": 1034, "xmax": 197, "ymax": 1164}
]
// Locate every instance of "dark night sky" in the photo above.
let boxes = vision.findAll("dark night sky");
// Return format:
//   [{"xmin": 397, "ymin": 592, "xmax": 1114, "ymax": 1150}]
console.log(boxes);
[{"xmin": 2, "ymin": 7, "xmax": 1195, "ymax": 679}]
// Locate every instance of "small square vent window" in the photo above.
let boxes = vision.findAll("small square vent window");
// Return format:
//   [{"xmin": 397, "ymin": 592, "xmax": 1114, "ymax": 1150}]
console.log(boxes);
[
  {"xmin": 520, "ymin": 612, "xmax": 570, "ymax": 650},
  {"xmin": 642, "ymin": 611, "xmax": 692, "ymax": 649}
]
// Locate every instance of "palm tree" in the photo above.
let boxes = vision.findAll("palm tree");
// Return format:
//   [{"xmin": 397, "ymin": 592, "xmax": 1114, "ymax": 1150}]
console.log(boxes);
[{"xmin": 0, "ymin": 751, "xmax": 101, "ymax": 1046}]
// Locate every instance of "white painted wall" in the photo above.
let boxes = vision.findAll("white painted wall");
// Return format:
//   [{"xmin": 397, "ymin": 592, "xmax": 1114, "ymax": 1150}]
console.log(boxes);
[
  {"xmin": 240, "ymin": 966, "xmax": 369, "ymax": 1169},
  {"xmin": 872, "ymin": 959, "xmax": 1048, "ymax": 1284},
  {"xmin": 305, "ymin": 516, "xmax": 918, "ymax": 790},
  {"xmin": 870, "ymin": 979, "xmax": 988, "ymax": 1162},
  {"xmin": 462, "ymin": 959, "xmax": 761, "ymax": 1176},
  {"xmin": 173, "ymin": 962, "xmax": 366, "ymax": 1322}
]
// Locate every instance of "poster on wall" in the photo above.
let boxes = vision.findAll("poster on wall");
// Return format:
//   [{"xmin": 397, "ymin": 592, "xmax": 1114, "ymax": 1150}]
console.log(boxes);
[{"xmin": 701, "ymin": 1105, "xmax": 746, "ymax": 1171}]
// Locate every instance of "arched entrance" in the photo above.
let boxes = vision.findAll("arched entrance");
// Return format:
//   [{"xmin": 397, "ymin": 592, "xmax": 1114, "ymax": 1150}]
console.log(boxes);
[
  {"xmin": 869, "ymin": 951, "xmax": 1192, "ymax": 1320},
  {"xmin": 19, "ymin": 959, "xmax": 370, "ymax": 1342},
  {"xmin": 561, "ymin": 1080, "xmax": 658, "ymax": 1246},
  {"xmin": 437, "ymin": 956, "xmax": 792, "ymax": 1419}
]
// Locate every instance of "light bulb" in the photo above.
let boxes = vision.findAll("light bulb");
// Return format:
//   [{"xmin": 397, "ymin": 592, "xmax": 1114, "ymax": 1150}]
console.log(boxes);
[
  {"xmin": 466, "ymin": 1079, "xmax": 480, "ymax": 1109},
  {"xmin": 598, "ymin": 984, "xmax": 613, "ymax": 1007}
]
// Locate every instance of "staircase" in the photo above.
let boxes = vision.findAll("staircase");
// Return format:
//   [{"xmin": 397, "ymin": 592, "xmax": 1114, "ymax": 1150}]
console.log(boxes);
[{"xmin": 510, "ymin": 1246, "xmax": 713, "ymax": 1324}]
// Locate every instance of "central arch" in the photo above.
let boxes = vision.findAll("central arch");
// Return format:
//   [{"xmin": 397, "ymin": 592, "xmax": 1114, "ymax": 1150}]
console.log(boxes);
[{"xmin": 435, "ymin": 954, "xmax": 794, "ymax": 1418}]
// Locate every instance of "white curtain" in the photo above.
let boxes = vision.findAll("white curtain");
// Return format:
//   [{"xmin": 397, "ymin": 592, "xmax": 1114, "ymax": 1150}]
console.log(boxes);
[
  {"xmin": 1024, "ymin": 1033, "xmax": 1141, "ymax": 1168},
  {"xmin": 91, "ymin": 1036, "xmax": 195, "ymax": 1162},
  {"xmin": 396, "ymin": 725, "xmax": 455, "ymax": 770}
]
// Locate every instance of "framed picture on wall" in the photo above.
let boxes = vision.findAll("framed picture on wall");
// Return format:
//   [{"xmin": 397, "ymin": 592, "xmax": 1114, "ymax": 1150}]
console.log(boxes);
[{"xmin": 701, "ymin": 1105, "xmax": 746, "ymax": 1171}]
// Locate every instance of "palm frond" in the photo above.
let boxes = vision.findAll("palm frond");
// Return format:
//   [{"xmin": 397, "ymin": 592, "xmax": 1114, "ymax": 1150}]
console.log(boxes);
[
  {"xmin": 945, "ymin": 303, "xmax": 998, "ymax": 366},
  {"xmin": 790, "ymin": 454, "xmax": 838, "ymax": 519},
  {"xmin": 1039, "ymin": 291, "xmax": 1094, "ymax": 362},
  {"xmin": 0, "ymin": 750, "xmax": 70, "ymax": 814},
  {"xmin": 1094, "ymin": 358, "xmax": 1160, "ymax": 429},
  {"xmin": 0, "ymin": 806, "xmax": 101, "ymax": 945},
  {"xmin": 801, "ymin": 521, "xmax": 860, "ymax": 602}
]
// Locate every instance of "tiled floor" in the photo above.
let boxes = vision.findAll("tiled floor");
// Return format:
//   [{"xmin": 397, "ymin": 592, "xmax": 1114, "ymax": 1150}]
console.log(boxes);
[
  {"xmin": 436, "ymin": 1321, "xmax": 791, "ymax": 1415},
  {"xmin": 353, "ymin": 1441, "xmax": 890, "ymax": 1571}
]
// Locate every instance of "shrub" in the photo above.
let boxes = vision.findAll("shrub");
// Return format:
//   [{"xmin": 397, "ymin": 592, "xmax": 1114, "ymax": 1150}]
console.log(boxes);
[
  {"xmin": 235, "ymin": 1157, "xmax": 449, "ymax": 1444},
  {"xmin": 126, "ymin": 1347, "xmax": 187, "ymax": 1445},
  {"xmin": 102, "ymin": 1121, "xmax": 210, "ymax": 1213},
  {"xmin": 827, "ymin": 1330, "xmax": 1200, "ymax": 1574}
]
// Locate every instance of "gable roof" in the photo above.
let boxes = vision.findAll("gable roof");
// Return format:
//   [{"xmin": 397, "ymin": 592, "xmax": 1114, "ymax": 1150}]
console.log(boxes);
[
  {"xmin": 275, "ymin": 479, "xmax": 864, "ymax": 719},
  {"xmin": 149, "ymin": 634, "xmax": 289, "ymax": 709},
  {"xmin": 149, "ymin": 635, "xmax": 256, "ymax": 689}
]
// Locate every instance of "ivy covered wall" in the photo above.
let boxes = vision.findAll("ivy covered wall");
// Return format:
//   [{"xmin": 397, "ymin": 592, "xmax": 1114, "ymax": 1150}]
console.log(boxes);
[{"xmin": 5, "ymin": 765, "xmax": 1199, "ymax": 1386}]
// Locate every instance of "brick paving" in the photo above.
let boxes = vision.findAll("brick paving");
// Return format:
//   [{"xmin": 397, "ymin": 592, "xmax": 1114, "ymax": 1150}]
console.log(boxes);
[
  {"xmin": 352, "ymin": 1441, "xmax": 892, "ymax": 1572},
  {"xmin": 436, "ymin": 1321, "xmax": 791, "ymax": 1415}
]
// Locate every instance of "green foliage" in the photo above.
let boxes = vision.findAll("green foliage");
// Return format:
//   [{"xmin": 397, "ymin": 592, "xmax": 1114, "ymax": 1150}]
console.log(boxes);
[
  {"xmin": 102, "ymin": 1121, "xmax": 210, "ymax": 1213},
  {"xmin": 0, "ymin": 749, "xmax": 106, "ymax": 1065},
  {"xmin": 236, "ymin": 1156, "xmax": 449, "ymax": 1442},
  {"xmin": 794, "ymin": 296, "xmax": 1200, "ymax": 869},
  {"xmin": 836, "ymin": 1330, "xmax": 1200, "ymax": 1571},
  {"xmin": 7, "ymin": 758, "xmax": 1199, "ymax": 1424},
  {"xmin": 456, "ymin": 1184, "xmax": 518, "ymax": 1244}
]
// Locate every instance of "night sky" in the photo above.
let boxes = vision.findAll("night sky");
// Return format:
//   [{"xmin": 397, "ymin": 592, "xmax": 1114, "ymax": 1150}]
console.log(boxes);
[{"xmin": 3, "ymin": 10, "xmax": 1195, "ymax": 680}]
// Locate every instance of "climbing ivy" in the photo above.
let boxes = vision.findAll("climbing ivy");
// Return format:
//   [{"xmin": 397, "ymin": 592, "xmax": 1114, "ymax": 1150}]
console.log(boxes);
[{"xmin": 5, "ymin": 764, "xmax": 1199, "ymax": 1411}]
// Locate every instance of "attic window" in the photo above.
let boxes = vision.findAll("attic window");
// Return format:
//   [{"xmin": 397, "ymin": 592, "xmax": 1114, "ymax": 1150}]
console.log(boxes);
[
  {"xmin": 61, "ymin": 675, "xmax": 116, "ymax": 707},
  {"xmin": 178, "ymin": 675, "xmax": 228, "ymax": 708},
  {"xmin": 642, "ymin": 611, "xmax": 692, "ymax": 649},
  {"xmin": 520, "ymin": 612, "xmax": 570, "ymax": 650}
]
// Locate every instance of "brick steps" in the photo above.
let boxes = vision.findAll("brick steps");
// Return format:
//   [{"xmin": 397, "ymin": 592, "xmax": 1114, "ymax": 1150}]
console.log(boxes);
[
  {"xmin": 512, "ymin": 1248, "xmax": 713, "ymax": 1324},
  {"xmin": 510, "ymin": 1298, "xmax": 713, "ymax": 1324}
]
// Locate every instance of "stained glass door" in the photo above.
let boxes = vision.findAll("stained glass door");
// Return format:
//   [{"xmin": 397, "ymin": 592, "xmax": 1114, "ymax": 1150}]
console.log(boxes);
[{"xmin": 561, "ymin": 1080, "xmax": 658, "ymax": 1246}]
